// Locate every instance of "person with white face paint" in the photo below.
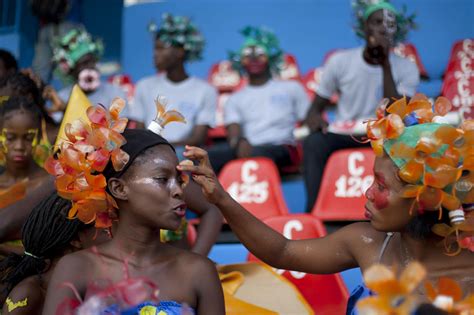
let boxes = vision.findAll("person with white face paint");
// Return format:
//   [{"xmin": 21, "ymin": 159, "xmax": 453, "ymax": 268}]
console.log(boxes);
[
  {"xmin": 43, "ymin": 29, "xmax": 129, "ymax": 121},
  {"xmin": 303, "ymin": 0, "xmax": 420, "ymax": 212}
]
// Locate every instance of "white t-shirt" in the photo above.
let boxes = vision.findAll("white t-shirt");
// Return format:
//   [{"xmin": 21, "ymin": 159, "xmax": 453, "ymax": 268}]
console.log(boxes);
[
  {"xmin": 319, "ymin": 47, "xmax": 420, "ymax": 124},
  {"xmin": 225, "ymin": 79, "xmax": 310, "ymax": 146},
  {"xmin": 130, "ymin": 74, "xmax": 218, "ymax": 143}
]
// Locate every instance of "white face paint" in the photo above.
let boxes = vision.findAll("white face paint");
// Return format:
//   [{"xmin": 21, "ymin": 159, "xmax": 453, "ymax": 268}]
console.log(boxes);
[
  {"xmin": 361, "ymin": 235, "xmax": 374, "ymax": 244},
  {"xmin": 383, "ymin": 9, "xmax": 397, "ymax": 44},
  {"xmin": 131, "ymin": 178, "xmax": 155, "ymax": 185}
]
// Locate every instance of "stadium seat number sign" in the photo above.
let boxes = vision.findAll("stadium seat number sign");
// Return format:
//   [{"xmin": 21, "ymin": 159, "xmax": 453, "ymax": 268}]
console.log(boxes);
[
  {"xmin": 334, "ymin": 152, "xmax": 374, "ymax": 198},
  {"xmin": 227, "ymin": 161, "xmax": 269, "ymax": 204}
]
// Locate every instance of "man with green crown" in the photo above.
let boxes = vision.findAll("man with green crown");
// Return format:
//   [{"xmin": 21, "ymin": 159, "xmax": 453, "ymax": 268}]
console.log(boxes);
[
  {"xmin": 128, "ymin": 13, "xmax": 217, "ymax": 159},
  {"xmin": 303, "ymin": 0, "xmax": 420, "ymax": 212},
  {"xmin": 43, "ymin": 28, "xmax": 129, "ymax": 120},
  {"xmin": 207, "ymin": 26, "xmax": 310, "ymax": 174}
]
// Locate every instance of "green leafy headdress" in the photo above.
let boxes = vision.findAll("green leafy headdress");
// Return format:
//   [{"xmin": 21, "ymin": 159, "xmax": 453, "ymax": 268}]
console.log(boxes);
[
  {"xmin": 149, "ymin": 13, "xmax": 205, "ymax": 62},
  {"xmin": 52, "ymin": 28, "xmax": 103, "ymax": 81},
  {"xmin": 229, "ymin": 26, "xmax": 283, "ymax": 73},
  {"xmin": 352, "ymin": 0, "xmax": 416, "ymax": 43}
]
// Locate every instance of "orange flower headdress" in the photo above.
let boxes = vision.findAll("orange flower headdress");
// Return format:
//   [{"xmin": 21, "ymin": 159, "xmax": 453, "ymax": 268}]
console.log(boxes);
[
  {"xmin": 44, "ymin": 98, "xmax": 129, "ymax": 228},
  {"xmin": 366, "ymin": 94, "xmax": 474, "ymax": 254}
]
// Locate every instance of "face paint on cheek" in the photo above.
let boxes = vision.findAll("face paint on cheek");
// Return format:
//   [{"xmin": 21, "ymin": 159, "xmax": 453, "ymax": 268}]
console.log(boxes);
[
  {"xmin": 372, "ymin": 173, "xmax": 390, "ymax": 210},
  {"xmin": 373, "ymin": 188, "xmax": 389, "ymax": 210}
]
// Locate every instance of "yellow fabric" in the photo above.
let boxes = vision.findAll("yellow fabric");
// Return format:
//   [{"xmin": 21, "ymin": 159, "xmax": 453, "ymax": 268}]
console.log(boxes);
[
  {"xmin": 54, "ymin": 85, "xmax": 92, "ymax": 148},
  {"xmin": 5, "ymin": 297, "xmax": 28, "ymax": 312},
  {"xmin": 218, "ymin": 262, "xmax": 314, "ymax": 315}
]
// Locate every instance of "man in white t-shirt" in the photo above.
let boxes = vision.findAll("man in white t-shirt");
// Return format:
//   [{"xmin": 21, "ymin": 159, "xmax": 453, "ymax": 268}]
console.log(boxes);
[
  {"xmin": 207, "ymin": 26, "xmax": 310, "ymax": 173},
  {"xmin": 128, "ymin": 14, "xmax": 217, "ymax": 155},
  {"xmin": 303, "ymin": 1, "xmax": 419, "ymax": 211}
]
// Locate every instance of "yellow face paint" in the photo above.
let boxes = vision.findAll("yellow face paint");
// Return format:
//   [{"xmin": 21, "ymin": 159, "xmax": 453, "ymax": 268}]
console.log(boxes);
[
  {"xmin": 5, "ymin": 297, "xmax": 28, "ymax": 312},
  {"xmin": 1, "ymin": 128, "xmax": 39, "ymax": 147}
]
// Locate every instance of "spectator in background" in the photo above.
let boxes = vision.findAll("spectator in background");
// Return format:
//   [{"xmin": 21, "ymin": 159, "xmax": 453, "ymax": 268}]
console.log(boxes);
[
  {"xmin": 207, "ymin": 26, "xmax": 310, "ymax": 173},
  {"xmin": 303, "ymin": 0, "xmax": 419, "ymax": 212},
  {"xmin": 0, "ymin": 49, "xmax": 18, "ymax": 82},
  {"xmin": 130, "ymin": 14, "xmax": 217, "ymax": 158},
  {"xmin": 30, "ymin": 0, "xmax": 82, "ymax": 83},
  {"xmin": 43, "ymin": 28, "xmax": 127, "ymax": 119}
]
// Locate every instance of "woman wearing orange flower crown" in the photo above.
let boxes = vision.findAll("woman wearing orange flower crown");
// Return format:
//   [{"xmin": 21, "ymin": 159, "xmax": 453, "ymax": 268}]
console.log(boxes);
[
  {"xmin": 42, "ymin": 98, "xmax": 224, "ymax": 314},
  {"xmin": 0, "ymin": 96, "xmax": 52, "ymax": 257},
  {"xmin": 178, "ymin": 94, "xmax": 474, "ymax": 314}
]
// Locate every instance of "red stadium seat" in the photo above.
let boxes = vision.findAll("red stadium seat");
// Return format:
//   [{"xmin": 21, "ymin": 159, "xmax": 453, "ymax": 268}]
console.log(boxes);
[
  {"xmin": 207, "ymin": 60, "xmax": 246, "ymax": 93},
  {"xmin": 312, "ymin": 148, "xmax": 375, "ymax": 221},
  {"xmin": 247, "ymin": 215, "xmax": 349, "ymax": 314},
  {"xmin": 107, "ymin": 74, "xmax": 135, "ymax": 103},
  {"xmin": 218, "ymin": 158, "xmax": 289, "ymax": 220},
  {"xmin": 392, "ymin": 42, "xmax": 429, "ymax": 79},
  {"xmin": 301, "ymin": 68, "xmax": 339, "ymax": 103},
  {"xmin": 279, "ymin": 53, "xmax": 302, "ymax": 81}
]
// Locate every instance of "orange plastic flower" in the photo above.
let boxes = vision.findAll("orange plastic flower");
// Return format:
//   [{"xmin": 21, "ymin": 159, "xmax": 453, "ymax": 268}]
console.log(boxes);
[
  {"xmin": 356, "ymin": 262, "xmax": 426, "ymax": 315},
  {"xmin": 44, "ymin": 98, "xmax": 129, "ymax": 228},
  {"xmin": 425, "ymin": 277, "xmax": 474, "ymax": 313}
]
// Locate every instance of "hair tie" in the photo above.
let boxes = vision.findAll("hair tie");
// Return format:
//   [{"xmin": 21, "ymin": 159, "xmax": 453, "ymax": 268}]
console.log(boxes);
[{"xmin": 23, "ymin": 251, "xmax": 41, "ymax": 259}]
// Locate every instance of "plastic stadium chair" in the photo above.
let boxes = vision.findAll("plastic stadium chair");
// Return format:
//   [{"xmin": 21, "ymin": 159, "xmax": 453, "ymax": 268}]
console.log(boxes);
[
  {"xmin": 247, "ymin": 214, "xmax": 349, "ymax": 314},
  {"xmin": 279, "ymin": 53, "xmax": 302, "ymax": 81},
  {"xmin": 218, "ymin": 158, "xmax": 289, "ymax": 220},
  {"xmin": 311, "ymin": 148, "xmax": 375, "ymax": 221},
  {"xmin": 393, "ymin": 42, "xmax": 429, "ymax": 79}
]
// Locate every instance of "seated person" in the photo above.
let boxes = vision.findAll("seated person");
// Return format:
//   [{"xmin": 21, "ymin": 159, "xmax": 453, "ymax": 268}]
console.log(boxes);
[
  {"xmin": 44, "ymin": 28, "xmax": 127, "ymax": 117},
  {"xmin": 179, "ymin": 95, "xmax": 474, "ymax": 314},
  {"xmin": 208, "ymin": 26, "xmax": 310, "ymax": 173},
  {"xmin": 42, "ymin": 101, "xmax": 224, "ymax": 314},
  {"xmin": 130, "ymin": 14, "xmax": 217, "ymax": 157},
  {"xmin": 303, "ymin": 0, "xmax": 419, "ymax": 211}
]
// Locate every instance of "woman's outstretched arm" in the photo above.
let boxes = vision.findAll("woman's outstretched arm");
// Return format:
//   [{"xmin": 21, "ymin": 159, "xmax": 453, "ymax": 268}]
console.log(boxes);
[{"xmin": 178, "ymin": 146, "xmax": 362, "ymax": 274}]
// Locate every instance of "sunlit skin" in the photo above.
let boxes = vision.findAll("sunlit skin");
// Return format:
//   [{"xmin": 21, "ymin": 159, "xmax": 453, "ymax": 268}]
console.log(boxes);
[
  {"xmin": 0, "ymin": 110, "xmax": 47, "ymax": 189},
  {"xmin": 42, "ymin": 145, "xmax": 224, "ymax": 315},
  {"xmin": 179, "ymin": 146, "xmax": 474, "ymax": 296}
]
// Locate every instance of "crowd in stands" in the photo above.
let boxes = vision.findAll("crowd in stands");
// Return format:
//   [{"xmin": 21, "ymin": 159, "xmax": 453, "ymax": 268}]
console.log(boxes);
[{"xmin": 0, "ymin": 0, "xmax": 472, "ymax": 314}]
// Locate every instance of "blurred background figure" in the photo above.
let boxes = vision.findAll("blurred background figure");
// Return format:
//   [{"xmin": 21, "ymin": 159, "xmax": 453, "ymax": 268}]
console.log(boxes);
[
  {"xmin": 208, "ymin": 26, "xmax": 309, "ymax": 174},
  {"xmin": 303, "ymin": 0, "xmax": 419, "ymax": 212},
  {"xmin": 30, "ymin": 0, "xmax": 82, "ymax": 84},
  {"xmin": 130, "ymin": 13, "xmax": 217, "ymax": 158}
]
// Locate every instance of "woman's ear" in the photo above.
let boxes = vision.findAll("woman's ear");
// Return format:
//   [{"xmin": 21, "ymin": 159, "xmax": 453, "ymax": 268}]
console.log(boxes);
[{"xmin": 108, "ymin": 177, "xmax": 128, "ymax": 201}]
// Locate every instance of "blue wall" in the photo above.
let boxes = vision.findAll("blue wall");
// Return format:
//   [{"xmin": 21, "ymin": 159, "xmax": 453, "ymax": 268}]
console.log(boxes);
[{"xmin": 122, "ymin": 0, "xmax": 474, "ymax": 83}]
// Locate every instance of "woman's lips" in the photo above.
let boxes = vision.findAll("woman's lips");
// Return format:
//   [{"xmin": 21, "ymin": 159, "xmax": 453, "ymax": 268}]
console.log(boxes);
[
  {"xmin": 364, "ymin": 206, "xmax": 373, "ymax": 219},
  {"xmin": 12, "ymin": 155, "xmax": 27, "ymax": 162},
  {"xmin": 173, "ymin": 204, "xmax": 187, "ymax": 217}
]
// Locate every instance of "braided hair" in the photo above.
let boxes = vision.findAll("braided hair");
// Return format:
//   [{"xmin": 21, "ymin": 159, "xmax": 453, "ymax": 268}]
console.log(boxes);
[
  {"xmin": 0, "ymin": 192, "xmax": 82, "ymax": 295},
  {"xmin": 0, "ymin": 73, "xmax": 56, "ymax": 126},
  {"xmin": 0, "ymin": 96, "xmax": 43, "ymax": 132}
]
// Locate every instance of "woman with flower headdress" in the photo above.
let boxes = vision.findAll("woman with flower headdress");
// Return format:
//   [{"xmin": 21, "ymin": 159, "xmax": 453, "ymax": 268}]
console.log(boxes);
[
  {"xmin": 207, "ymin": 26, "xmax": 310, "ymax": 174},
  {"xmin": 179, "ymin": 94, "xmax": 474, "ymax": 314},
  {"xmin": 43, "ymin": 28, "xmax": 128, "ymax": 119},
  {"xmin": 129, "ymin": 13, "xmax": 217, "ymax": 157},
  {"xmin": 303, "ymin": 0, "xmax": 420, "ymax": 212},
  {"xmin": 42, "ymin": 98, "xmax": 224, "ymax": 314}
]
